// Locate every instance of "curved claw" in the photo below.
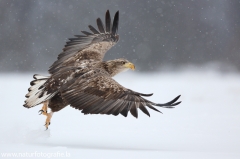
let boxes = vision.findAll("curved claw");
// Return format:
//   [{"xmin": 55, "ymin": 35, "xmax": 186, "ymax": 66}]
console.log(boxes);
[
  {"xmin": 44, "ymin": 122, "xmax": 51, "ymax": 130},
  {"xmin": 44, "ymin": 123, "xmax": 49, "ymax": 130},
  {"xmin": 38, "ymin": 110, "xmax": 44, "ymax": 115},
  {"xmin": 44, "ymin": 122, "xmax": 51, "ymax": 125}
]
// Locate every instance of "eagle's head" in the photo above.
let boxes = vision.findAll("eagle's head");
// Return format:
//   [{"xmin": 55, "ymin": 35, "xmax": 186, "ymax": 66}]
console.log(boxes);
[{"xmin": 105, "ymin": 58, "xmax": 135, "ymax": 77}]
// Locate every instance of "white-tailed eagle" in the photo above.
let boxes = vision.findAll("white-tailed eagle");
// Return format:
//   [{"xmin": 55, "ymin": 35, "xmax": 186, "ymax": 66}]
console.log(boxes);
[{"xmin": 24, "ymin": 10, "xmax": 181, "ymax": 130}]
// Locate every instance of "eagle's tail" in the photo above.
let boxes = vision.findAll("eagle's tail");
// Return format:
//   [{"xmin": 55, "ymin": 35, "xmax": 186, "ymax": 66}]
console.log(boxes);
[{"xmin": 23, "ymin": 74, "xmax": 51, "ymax": 108}]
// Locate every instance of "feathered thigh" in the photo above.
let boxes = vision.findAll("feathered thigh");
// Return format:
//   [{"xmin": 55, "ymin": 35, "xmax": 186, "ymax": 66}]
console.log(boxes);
[{"xmin": 48, "ymin": 93, "xmax": 68, "ymax": 112}]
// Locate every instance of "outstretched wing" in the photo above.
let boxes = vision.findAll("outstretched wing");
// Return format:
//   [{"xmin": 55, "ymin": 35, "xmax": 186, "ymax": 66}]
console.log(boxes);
[
  {"xmin": 60, "ymin": 70, "xmax": 181, "ymax": 118},
  {"xmin": 49, "ymin": 10, "xmax": 119, "ymax": 74}
]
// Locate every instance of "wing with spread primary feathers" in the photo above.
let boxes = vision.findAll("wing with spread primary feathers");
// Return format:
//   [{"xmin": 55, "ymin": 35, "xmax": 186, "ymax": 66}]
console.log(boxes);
[
  {"xmin": 60, "ymin": 70, "xmax": 181, "ymax": 118},
  {"xmin": 49, "ymin": 10, "xmax": 119, "ymax": 74}
]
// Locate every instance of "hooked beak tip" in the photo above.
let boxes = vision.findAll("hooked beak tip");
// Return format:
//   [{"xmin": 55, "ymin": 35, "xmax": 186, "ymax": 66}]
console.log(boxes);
[{"xmin": 125, "ymin": 62, "xmax": 135, "ymax": 70}]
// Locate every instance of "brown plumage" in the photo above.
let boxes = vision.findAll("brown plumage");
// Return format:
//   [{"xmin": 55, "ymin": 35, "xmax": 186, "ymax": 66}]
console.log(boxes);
[{"xmin": 23, "ymin": 10, "xmax": 181, "ymax": 129}]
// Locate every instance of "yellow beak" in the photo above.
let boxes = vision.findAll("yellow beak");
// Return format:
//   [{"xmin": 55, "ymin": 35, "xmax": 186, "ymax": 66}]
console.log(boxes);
[{"xmin": 124, "ymin": 62, "xmax": 135, "ymax": 70}]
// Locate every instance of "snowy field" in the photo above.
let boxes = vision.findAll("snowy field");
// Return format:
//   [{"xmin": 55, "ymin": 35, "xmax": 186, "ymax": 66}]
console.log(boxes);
[{"xmin": 0, "ymin": 69, "xmax": 240, "ymax": 159}]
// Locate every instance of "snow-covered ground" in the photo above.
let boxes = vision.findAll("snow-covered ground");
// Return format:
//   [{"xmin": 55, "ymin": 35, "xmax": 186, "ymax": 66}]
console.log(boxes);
[{"xmin": 0, "ymin": 70, "xmax": 240, "ymax": 159}]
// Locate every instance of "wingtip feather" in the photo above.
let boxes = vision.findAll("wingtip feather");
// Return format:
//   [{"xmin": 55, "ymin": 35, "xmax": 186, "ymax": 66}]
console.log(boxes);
[
  {"xmin": 97, "ymin": 18, "xmax": 105, "ymax": 33},
  {"xmin": 105, "ymin": 10, "xmax": 111, "ymax": 33},
  {"xmin": 88, "ymin": 25, "xmax": 100, "ymax": 34},
  {"xmin": 112, "ymin": 11, "xmax": 119, "ymax": 35}
]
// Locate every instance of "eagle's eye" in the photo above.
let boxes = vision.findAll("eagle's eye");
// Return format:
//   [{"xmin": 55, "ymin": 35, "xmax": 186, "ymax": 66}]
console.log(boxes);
[{"xmin": 121, "ymin": 61, "xmax": 126, "ymax": 64}]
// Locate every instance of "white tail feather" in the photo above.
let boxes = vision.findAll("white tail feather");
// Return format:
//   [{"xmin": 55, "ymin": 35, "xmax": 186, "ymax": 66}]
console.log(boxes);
[
  {"xmin": 33, "ymin": 74, "xmax": 49, "ymax": 80},
  {"xmin": 24, "ymin": 74, "xmax": 55, "ymax": 108}
]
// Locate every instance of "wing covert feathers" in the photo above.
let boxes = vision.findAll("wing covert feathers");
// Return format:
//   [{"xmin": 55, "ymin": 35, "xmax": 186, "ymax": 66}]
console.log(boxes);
[{"xmin": 60, "ymin": 71, "xmax": 181, "ymax": 118}]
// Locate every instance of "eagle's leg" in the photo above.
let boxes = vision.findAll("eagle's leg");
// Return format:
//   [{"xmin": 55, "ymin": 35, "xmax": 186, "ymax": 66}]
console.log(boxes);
[
  {"xmin": 41, "ymin": 110, "xmax": 53, "ymax": 130},
  {"xmin": 38, "ymin": 101, "xmax": 48, "ymax": 115},
  {"xmin": 38, "ymin": 101, "xmax": 53, "ymax": 130}
]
